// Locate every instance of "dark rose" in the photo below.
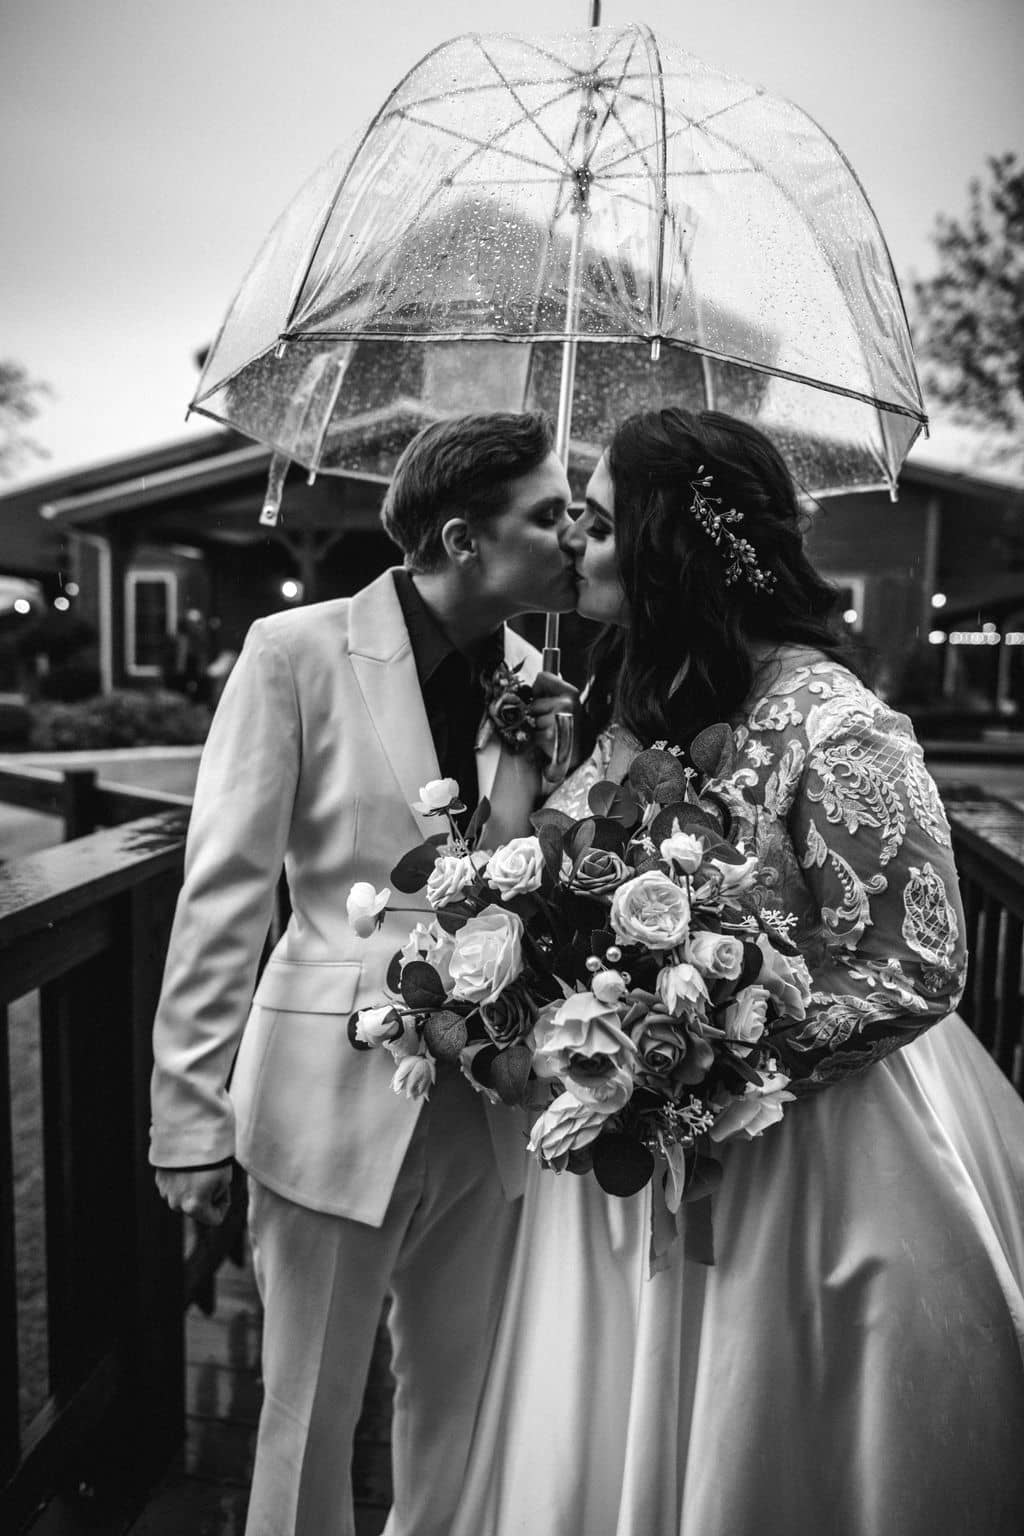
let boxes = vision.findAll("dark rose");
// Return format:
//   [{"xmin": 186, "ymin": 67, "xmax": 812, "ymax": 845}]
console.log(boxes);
[
  {"xmin": 490, "ymin": 690, "xmax": 532, "ymax": 732},
  {"xmin": 480, "ymin": 979, "xmax": 538, "ymax": 1045},
  {"xmin": 629, "ymin": 1004, "xmax": 718, "ymax": 1091},
  {"xmin": 566, "ymin": 847, "xmax": 633, "ymax": 897}
]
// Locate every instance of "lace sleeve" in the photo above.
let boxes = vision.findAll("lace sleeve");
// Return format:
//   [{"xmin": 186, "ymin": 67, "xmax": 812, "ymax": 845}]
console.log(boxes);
[{"xmin": 776, "ymin": 696, "xmax": 967, "ymax": 1092}]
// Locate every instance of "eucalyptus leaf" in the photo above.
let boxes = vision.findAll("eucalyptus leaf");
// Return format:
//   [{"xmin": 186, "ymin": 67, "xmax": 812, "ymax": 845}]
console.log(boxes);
[
  {"xmin": 399, "ymin": 960, "xmax": 445, "ymax": 1009},
  {"xmin": 627, "ymin": 749, "xmax": 690, "ymax": 804},
  {"xmin": 422, "ymin": 1010, "xmax": 469, "ymax": 1062},
  {"xmin": 391, "ymin": 841, "xmax": 441, "ymax": 894},
  {"xmin": 592, "ymin": 1133, "xmax": 656, "ymax": 1197}
]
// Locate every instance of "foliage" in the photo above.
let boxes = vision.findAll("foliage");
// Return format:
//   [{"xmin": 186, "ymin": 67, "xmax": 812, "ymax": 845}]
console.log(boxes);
[
  {"xmin": 912, "ymin": 153, "xmax": 1024, "ymax": 433},
  {"xmin": 28, "ymin": 690, "xmax": 212, "ymax": 751},
  {"xmin": 0, "ymin": 360, "xmax": 50, "ymax": 479}
]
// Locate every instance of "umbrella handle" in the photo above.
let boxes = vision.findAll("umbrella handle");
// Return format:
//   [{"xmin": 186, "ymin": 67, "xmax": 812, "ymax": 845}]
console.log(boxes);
[
  {"xmin": 543, "ymin": 711, "xmax": 575, "ymax": 786},
  {"xmin": 541, "ymin": 627, "xmax": 573, "ymax": 783}
]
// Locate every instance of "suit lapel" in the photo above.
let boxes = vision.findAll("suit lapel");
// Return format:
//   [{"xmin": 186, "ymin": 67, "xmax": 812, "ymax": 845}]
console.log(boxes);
[
  {"xmin": 350, "ymin": 577, "xmax": 541, "ymax": 836},
  {"xmin": 349, "ymin": 570, "xmax": 441, "ymax": 843},
  {"xmin": 476, "ymin": 625, "xmax": 540, "ymax": 801}
]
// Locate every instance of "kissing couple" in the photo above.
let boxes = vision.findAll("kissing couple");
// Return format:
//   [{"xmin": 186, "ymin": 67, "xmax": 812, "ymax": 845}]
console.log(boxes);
[{"xmin": 151, "ymin": 409, "xmax": 1024, "ymax": 1536}]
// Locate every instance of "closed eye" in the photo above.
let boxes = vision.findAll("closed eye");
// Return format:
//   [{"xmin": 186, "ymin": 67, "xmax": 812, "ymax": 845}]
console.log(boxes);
[{"xmin": 579, "ymin": 502, "xmax": 613, "ymax": 540}]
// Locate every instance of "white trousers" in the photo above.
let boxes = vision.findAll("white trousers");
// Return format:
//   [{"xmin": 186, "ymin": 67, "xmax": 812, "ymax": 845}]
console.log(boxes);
[{"xmin": 244, "ymin": 1066, "xmax": 522, "ymax": 1536}]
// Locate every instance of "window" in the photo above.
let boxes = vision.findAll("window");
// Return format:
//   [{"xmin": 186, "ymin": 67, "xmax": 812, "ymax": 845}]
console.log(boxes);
[
  {"xmin": 126, "ymin": 570, "xmax": 177, "ymax": 676},
  {"xmin": 823, "ymin": 574, "xmax": 866, "ymax": 632}
]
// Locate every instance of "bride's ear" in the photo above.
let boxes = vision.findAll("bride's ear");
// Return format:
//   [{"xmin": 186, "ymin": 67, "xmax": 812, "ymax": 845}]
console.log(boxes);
[{"xmin": 440, "ymin": 516, "xmax": 477, "ymax": 567}]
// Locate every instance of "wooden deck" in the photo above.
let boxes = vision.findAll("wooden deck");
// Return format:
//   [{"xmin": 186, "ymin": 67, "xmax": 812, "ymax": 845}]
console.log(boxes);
[{"xmin": 23, "ymin": 1236, "xmax": 394, "ymax": 1536}]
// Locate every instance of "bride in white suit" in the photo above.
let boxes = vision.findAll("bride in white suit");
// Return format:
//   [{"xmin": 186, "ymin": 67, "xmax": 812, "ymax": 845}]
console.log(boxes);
[{"xmin": 149, "ymin": 412, "xmax": 580, "ymax": 1536}]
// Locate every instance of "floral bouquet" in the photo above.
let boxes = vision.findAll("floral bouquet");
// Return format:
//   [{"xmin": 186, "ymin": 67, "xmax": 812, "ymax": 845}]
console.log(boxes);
[{"xmin": 346, "ymin": 732, "xmax": 812, "ymax": 1224}]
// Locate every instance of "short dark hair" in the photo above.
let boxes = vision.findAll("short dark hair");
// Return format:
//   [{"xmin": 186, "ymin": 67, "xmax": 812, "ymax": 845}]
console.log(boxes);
[
  {"xmin": 381, "ymin": 412, "xmax": 554, "ymax": 571},
  {"xmin": 607, "ymin": 407, "xmax": 863, "ymax": 747}
]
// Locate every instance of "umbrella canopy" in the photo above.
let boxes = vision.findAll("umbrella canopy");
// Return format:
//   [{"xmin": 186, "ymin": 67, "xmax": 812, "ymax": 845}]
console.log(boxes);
[{"xmin": 191, "ymin": 24, "xmax": 926, "ymax": 520}]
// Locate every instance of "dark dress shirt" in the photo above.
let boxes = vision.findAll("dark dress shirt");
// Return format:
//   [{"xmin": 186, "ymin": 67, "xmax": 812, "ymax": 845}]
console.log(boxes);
[{"xmin": 392, "ymin": 569, "xmax": 500, "ymax": 821}]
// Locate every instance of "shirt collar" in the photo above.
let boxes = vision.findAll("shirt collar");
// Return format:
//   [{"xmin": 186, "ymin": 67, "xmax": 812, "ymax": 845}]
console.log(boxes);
[{"xmin": 392, "ymin": 568, "xmax": 502, "ymax": 686}]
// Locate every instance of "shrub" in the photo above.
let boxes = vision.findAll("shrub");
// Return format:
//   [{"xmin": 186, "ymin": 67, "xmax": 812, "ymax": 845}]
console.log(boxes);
[
  {"xmin": 0, "ymin": 698, "xmax": 31, "ymax": 748},
  {"xmin": 37, "ymin": 658, "xmax": 103, "ymax": 702},
  {"xmin": 28, "ymin": 690, "xmax": 212, "ymax": 751}
]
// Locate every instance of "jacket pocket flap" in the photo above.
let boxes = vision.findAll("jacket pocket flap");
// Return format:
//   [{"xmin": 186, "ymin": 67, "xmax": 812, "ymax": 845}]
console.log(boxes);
[{"xmin": 252, "ymin": 960, "xmax": 362, "ymax": 1015}]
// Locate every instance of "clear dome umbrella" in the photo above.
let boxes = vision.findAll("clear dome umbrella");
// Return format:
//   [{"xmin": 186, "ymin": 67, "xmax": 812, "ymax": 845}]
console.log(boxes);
[{"xmin": 191, "ymin": 23, "xmax": 927, "ymax": 661}]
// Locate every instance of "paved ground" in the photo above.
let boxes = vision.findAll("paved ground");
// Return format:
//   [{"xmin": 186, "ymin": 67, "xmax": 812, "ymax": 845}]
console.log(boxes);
[{"xmin": 22, "ymin": 1242, "xmax": 394, "ymax": 1536}]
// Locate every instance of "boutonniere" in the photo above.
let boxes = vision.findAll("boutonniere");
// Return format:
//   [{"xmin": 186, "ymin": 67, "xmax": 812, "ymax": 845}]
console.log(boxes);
[{"xmin": 478, "ymin": 658, "xmax": 536, "ymax": 754}]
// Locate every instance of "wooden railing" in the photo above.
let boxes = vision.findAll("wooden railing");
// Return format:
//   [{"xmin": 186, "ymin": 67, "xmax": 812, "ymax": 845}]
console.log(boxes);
[
  {"xmin": 948, "ymin": 796, "xmax": 1024, "ymax": 1095},
  {"xmin": 0, "ymin": 763, "xmax": 193, "ymax": 843},
  {"xmin": 0, "ymin": 815, "xmax": 190, "ymax": 1529}
]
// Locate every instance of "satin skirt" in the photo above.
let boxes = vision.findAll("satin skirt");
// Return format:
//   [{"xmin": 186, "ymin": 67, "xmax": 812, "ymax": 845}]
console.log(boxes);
[{"xmin": 450, "ymin": 1016, "xmax": 1024, "ymax": 1536}]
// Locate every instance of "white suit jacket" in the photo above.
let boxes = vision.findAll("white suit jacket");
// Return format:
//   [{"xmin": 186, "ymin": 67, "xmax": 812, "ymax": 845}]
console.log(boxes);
[{"xmin": 149, "ymin": 568, "xmax": 539, "ymax": 1225}]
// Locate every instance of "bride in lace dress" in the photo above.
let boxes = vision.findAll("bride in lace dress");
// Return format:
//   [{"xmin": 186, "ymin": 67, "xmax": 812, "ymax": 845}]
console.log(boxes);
[{"xmin": 450, "ymin": 408, "xmax": 1024, "ymax": 1536}]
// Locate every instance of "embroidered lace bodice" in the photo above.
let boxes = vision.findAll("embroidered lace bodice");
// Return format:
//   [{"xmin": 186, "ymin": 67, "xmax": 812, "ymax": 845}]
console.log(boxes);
[{"xmin": 545, "ymin": 647, "xmax": 967, "ymax": 1093}]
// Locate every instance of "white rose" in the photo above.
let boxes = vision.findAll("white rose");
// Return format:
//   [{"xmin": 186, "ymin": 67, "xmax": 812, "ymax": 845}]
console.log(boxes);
[
  {"xmin": 563, "ymin": 1061, "xmax": 634, "ymax": 1112},
  {"xmin": 353, "ymin": 1004, "xmax": 403, "ymax": 1047},
  {"xmin": 721, "ymin": 983, "xmax": 771, "ymax": 1055},
  {"xmin": 709, "ymin": 1070, "xmax": 796, "ymax": 1143},
  {"xmin": 346, "ymin": 881, "xmax": 391, "ymax": 938},
  {"xmin": 683, "ymin": 930, "xmax": 745, "ymax": 980},
  {"xmin": 414, "ymin": 777, "xmax": 461, "ymax": 814},
  {"xmin": 531, "ymin": 992, "xmax": 636, "ymax": 1078},
  {"xmin": 391, "ymin": 1054, "xmax": 437, "ymax": 1100},
  {"xmin": 400, "ymin": 919, "xmax": 456, "ymax": 991},
  {"xmin": 484, "ymin": 836, "xmax": 545, "ymax": 899},
  {"xmin": 754, "ymin": 934, "xmax": 812, "ymax": 1020},
  {"xmin": 659, "ymin": 830, "xmax": 705, "ymax": 874},
  {"xmin": 656, "ymin": 961, "xmax": 710, "ymax": 1017},
  {"xmin": 610, "ymin": 870, "xmax": 691, "ymax": 950},
  {"xmin": 527, "ymin": 1091, "xmax": 615, "ymax": 1170},
  {"xmin": 426, "ymin": 853, "xmax": 479, "ymax": 909},
  {"xmin": 449, "ymin": 905, "xmax": 524, "ymax": 1004},
  {"xmin": 710, "ymin": 854, "xmax": 759, "ymax": 895},
  {"xmin": 591, "ymin": 969, "xmax": 628, "ymax": 1004}
]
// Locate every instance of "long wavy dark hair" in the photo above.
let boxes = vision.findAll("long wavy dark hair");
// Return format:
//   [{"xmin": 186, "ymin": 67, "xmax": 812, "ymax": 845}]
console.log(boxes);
[{"xmin": 606, "ymin": 407, "xmax": 864, "ymax": 748}]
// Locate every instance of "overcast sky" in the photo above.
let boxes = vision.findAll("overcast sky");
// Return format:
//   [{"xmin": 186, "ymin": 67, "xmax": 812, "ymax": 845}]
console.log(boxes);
[{"xmin": 2, "ymin": 0, "xmax": 1021, "ymax": 486}]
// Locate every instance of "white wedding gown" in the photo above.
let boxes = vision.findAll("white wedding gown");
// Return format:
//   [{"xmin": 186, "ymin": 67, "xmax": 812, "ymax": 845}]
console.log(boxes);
[{"xmin": 450, "ymin": 656, "xmax": 1024, "ymax": 1536}]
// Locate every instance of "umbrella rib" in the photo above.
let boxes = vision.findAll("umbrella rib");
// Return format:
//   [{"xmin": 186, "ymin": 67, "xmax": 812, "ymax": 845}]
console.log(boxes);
[
  {"xmin": 512, "ymin": 29, "xmax": 634, "ymax": 82},
  {"xmin": 643, "ymin": 28, "xmax": 670, "ymax": 336},
  {"xmin": 595, "ymin": 121, "xmax": 690, "ymax": 178},
  {"xmin": 692, "ymin": 118, "xmax": 886, "ymax": 393},
  {"xmin": 581, "ymin": 37, "xmax": 660, "ymax": 191},
  {"xmin": 689, "ymin": 89, "xmax": 764, "ymax": 130},
  {"xmin": 334, "ymin": 86, "xmax": 585, "ymax": 305},
  {"xmin": 249, "ymin": 329, "xmax": 924, "ymax": 421},
  {"xmin": 378, "ymin": 76, "xmax": 583, "ymax": 133},
  {"xmin": 392, "ymin": 110, "xmax": 568, "ymax": 176},
  {"xmin": 281, "ymin": 33, "xmax": 461, "ymax": 334},
  {"xmin": 393, "ymin": 73, "xmax": 582, "ymax": 108},
  {"xmin": 592, "ymin": 98, "xmax": 660, "ymax": 192},
  {"xmin": 583, "ymin": 30, "xmax": 644, "ymax": 160},
  {"xmin": 471, "ymin": 35, "xmax": 575, "ymax": 169}
]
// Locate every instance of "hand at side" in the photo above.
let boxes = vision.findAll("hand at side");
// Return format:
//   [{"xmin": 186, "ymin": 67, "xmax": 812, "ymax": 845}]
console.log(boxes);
[{"xmin": 155, "ymin": 1165, "xmax": 233, "ymax": 1226}]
